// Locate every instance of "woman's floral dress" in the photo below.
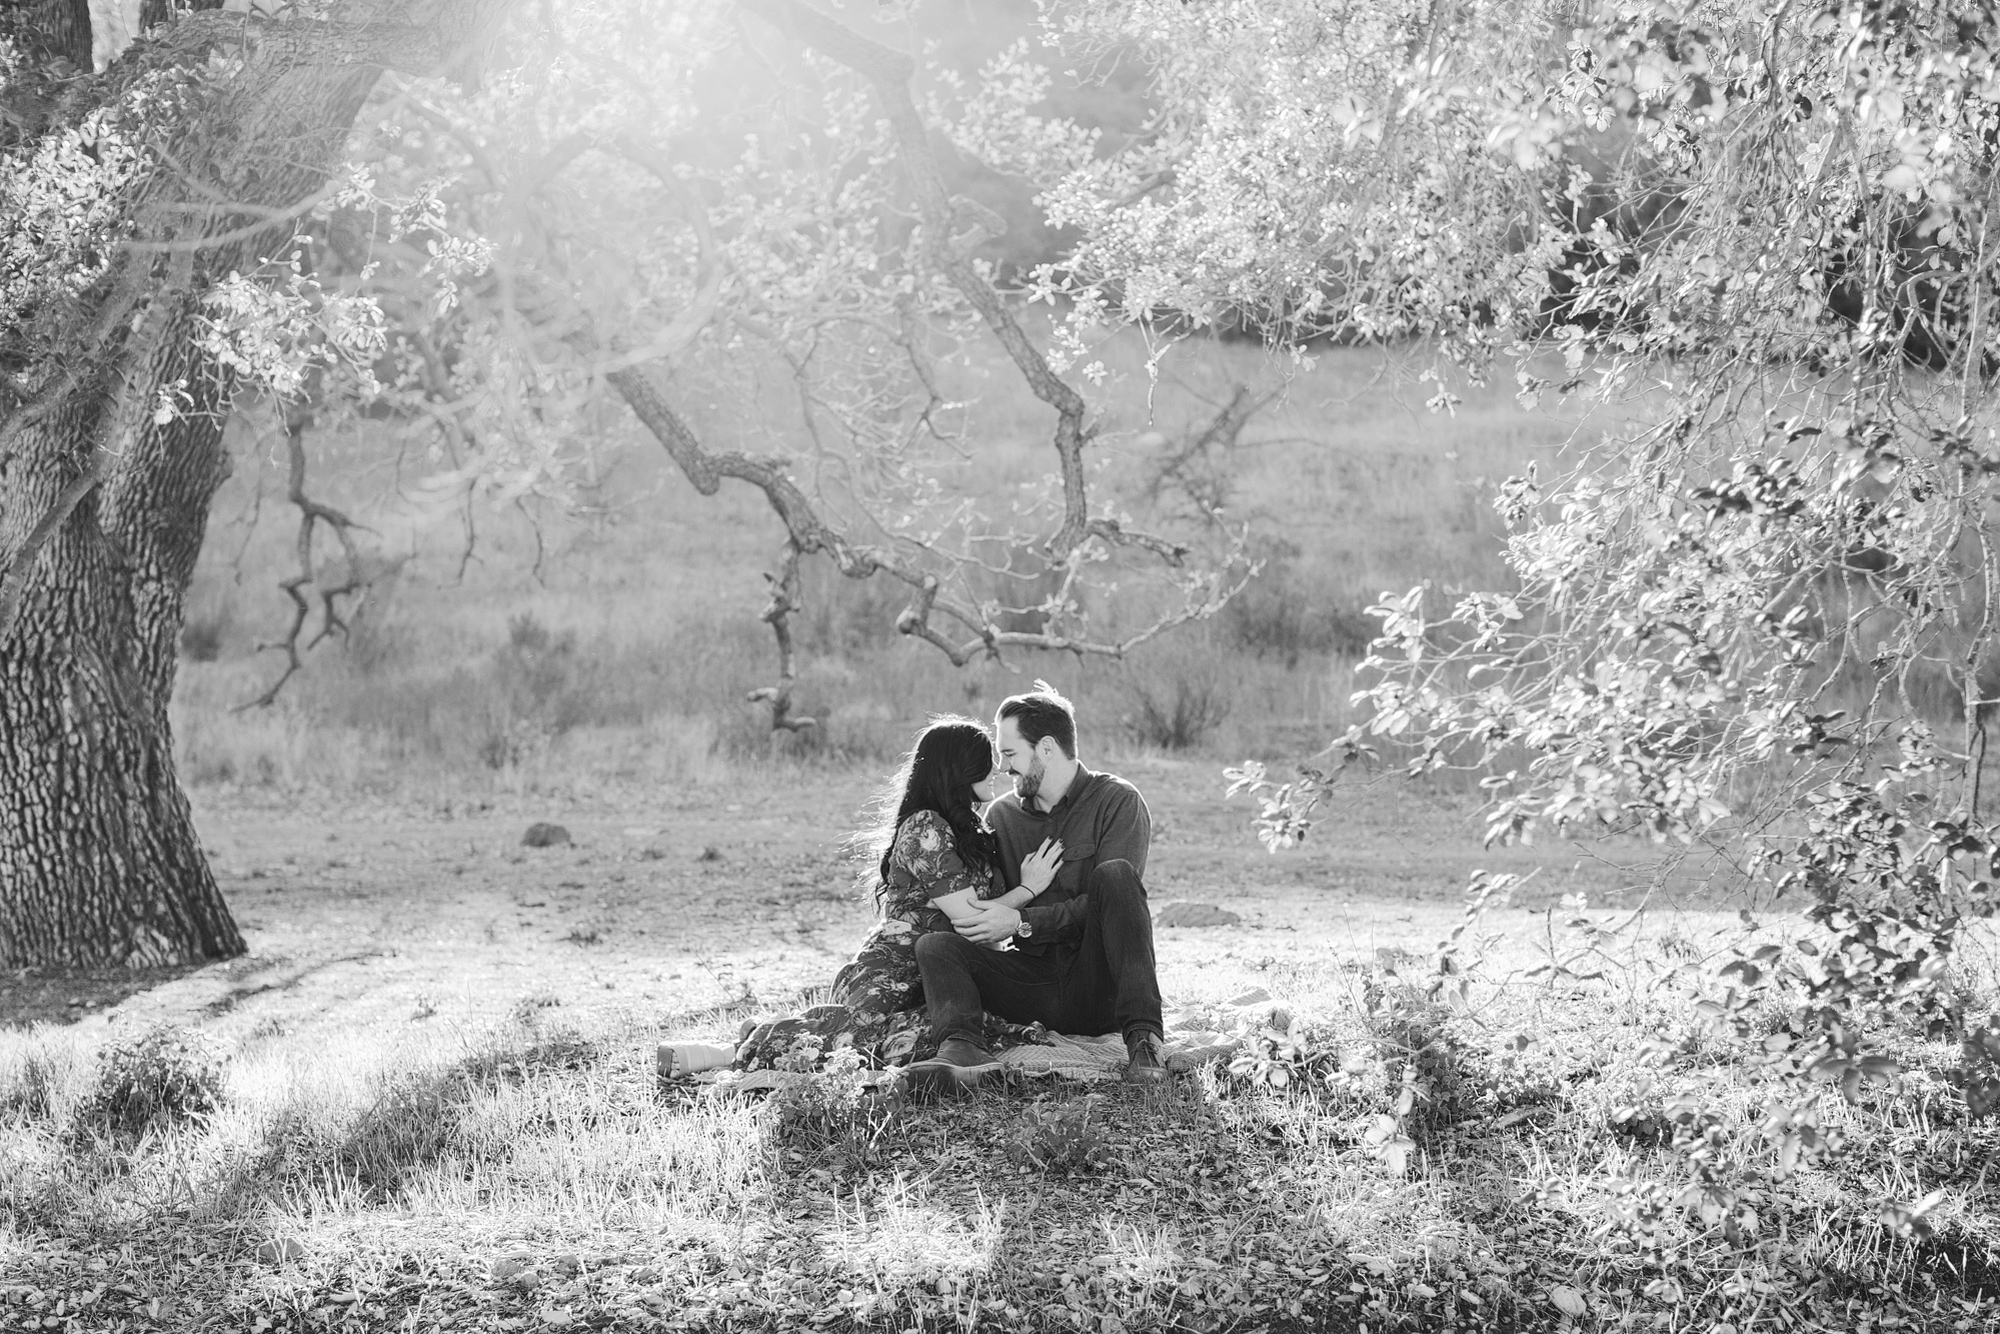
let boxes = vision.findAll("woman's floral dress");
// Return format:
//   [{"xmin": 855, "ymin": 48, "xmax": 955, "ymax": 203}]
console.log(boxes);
[
  {"xmin": 832, "ymin": 810, "xmax": 994, "ymax": 1010},
  {"xmin": 734, "ymin": 810, "xmax": 1044, "ymax": 1071}
]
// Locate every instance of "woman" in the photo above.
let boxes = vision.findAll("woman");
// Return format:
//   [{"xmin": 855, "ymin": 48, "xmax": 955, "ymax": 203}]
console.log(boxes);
[{"xmin": 724, "ymin": 717, "xmax": 1060, "ymax": 1073}]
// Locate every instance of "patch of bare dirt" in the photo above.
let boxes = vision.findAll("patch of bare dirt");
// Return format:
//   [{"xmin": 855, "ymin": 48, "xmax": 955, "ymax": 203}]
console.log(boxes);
[{"xmin": 11, "ymin": 760, "xmax": 1728, "ymax": 1041}]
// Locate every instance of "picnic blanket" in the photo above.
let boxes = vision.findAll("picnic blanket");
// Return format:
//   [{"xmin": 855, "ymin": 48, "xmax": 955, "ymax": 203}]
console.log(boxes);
[
  {"xmin": 997, "ymin": 988, "xmax": 1291, "ymax": 1081},
  {"xmin": 680, "ymin": 989, "xmax": 1290, "ymax": 1095}
]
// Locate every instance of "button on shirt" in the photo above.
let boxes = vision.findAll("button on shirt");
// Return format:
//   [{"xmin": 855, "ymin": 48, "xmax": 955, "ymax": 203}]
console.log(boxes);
[{"xmin": 988, "ymin": 766, "xmax": 1151, "ymax": 953}]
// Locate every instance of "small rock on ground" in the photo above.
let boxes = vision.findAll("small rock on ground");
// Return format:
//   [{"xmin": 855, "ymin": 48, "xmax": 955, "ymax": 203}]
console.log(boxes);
[
  {"xmin": 1154, "ymin": 901, "xmax": 1241, "ymax": 928},
  {"xmin": 522, "ymin": 823, "xmax": 572, "ymax": 848}
]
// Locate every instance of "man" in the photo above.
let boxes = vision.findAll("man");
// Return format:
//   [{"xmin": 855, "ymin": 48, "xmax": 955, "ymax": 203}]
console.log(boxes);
[{"xmin": 906, "ymin": 682, "xmax": 1168, "ymax": 1091}]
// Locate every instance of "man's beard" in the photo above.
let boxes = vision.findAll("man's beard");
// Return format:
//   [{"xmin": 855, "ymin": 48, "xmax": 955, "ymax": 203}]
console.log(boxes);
[{"xmin": 1014, "ymin": 755, "xmax": 1045, "ymax": 803}]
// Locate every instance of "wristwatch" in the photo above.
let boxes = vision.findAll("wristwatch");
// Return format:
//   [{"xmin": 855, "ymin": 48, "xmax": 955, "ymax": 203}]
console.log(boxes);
[{"xmin": 1015, "ymin": 916, "xmax": 1034, "ymax": 940}]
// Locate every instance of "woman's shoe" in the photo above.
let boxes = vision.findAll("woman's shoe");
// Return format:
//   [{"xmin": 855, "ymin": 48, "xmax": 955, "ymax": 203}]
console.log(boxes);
[{"xmin": 657, "ymin": 1042, "xmax": 738, "ymax": 1080}]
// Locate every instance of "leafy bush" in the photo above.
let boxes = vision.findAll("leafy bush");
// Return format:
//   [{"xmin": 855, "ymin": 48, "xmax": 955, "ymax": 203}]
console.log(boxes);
[
  {"xmin": 768, "ymin": 1046, "xmax": 902, "ymax": 1172},
  {"xmin": 1226, "ymin": 1018, "xmax": 1335, "ymax": 1091},
  {"xmin": 74, "ymin": 1027, "xmax": 225, "ymax": 1140},
  {"xmin": 477, "ymin": 613, "xmax": 590, "ymax": 768},
  {"xmin": 1213, "ymin": 983, "xmax": 1476, "ymax": 1177},
  {"xmin": 1124, "ymin": 675, "xmax": 1229, "ymax": 750},
  {"xmin": 1004, "ymin": 1095, "xmax": 1112, "ymax": 1175},
  {"xmin": 1356, "ymin": 979, "xmax": 1475, "ymax": 1174},
  {"xmin": 1590, "ymin": 790, "xmax": 2000, "ymax": 1264}
]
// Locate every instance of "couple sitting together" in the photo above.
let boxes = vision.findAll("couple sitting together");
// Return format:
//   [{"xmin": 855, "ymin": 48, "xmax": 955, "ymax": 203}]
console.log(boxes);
[{"xmin": 726, "ymin": 683, "xmax": 1169, "ymax": 1091}]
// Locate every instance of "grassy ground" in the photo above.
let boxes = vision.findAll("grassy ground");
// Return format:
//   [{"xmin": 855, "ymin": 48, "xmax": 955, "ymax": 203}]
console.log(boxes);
[{"xmin": 4, "ymin": 761, "xmax": 1998, "ymax": 1333}]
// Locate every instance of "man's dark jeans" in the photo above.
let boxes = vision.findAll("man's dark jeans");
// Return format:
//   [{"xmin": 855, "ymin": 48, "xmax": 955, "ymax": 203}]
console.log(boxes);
[{"xmin": 915, "ymin": 859, "xmax": 1163, "ymax": 1043}]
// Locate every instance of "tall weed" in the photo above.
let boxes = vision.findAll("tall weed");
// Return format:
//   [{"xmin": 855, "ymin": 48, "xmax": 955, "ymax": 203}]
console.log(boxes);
[{"xmin": 0, "ymin": 1027, "xmax": 92, "ymax": 1124}]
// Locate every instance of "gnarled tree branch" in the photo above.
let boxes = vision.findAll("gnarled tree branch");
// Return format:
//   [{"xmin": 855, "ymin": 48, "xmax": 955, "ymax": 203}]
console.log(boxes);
[
  {"xmin": 745, "ymin": 541, "xmax": 817, "ymax": 734},
  {"xmin": 238, "ymin": 405, "xmax": 378, "ymax": 710},
  {"xmin": 741, "ymin": 0, "xmax": 1098, "ymax": 555}
]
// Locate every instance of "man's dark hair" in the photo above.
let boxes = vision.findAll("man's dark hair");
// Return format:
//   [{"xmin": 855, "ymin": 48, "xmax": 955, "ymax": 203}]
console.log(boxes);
[{"xmin": 997, "ymin": 680, "xmax": 1077, "ymax": 758}]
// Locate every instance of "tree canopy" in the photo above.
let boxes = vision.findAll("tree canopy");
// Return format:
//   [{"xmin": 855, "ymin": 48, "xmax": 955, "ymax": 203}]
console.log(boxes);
[{"xmin": 1137, "ymin": 0, "xmax": 2000, "ymax": 1200}]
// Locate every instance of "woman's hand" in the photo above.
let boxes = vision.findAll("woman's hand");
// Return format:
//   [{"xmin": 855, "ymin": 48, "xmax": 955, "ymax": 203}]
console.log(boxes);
[{"xmin": 1019, "ymin": 838, "xmax": 1064, "ymax": 895}]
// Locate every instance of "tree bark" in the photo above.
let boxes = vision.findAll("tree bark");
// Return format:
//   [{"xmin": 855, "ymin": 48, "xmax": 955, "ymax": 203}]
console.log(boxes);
[
  {"xmin": 0, "ymin": 0, "xmax": 512, "ymax": 969},
  {"xmin": 30, "ymin": 0, "xmax": 93, "ymax": 69},
  {"xmin": 0, "ymin": 280, "xmax": 244, "ymax": 967}
]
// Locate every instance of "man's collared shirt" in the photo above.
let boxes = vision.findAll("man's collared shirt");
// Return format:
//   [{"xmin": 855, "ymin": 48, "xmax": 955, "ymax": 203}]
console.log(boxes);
[{"xmin": 987, "ymin": 764, "xmax": 1150, "ymax": 952}]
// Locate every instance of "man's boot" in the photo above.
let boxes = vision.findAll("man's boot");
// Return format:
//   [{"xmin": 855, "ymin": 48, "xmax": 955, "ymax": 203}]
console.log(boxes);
[
  {"xmin": 905, "ymin": 1036, "xmax": 1001, "ymax": 1097},
  {"xmin": 1123, "ymin": 1030, "xmax": 1169, "ymax": 1085}
]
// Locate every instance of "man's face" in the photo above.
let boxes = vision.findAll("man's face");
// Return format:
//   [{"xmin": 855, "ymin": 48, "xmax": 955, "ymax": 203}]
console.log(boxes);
[{"xmin": 995, "ymin": 716, "xmax": 1045, "ymax": 802}]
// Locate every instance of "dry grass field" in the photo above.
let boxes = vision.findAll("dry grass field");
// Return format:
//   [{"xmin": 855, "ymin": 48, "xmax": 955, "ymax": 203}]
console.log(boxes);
[
  {"xmin": 162, "ymin": 336, "xmax": 1610, "ymax": 789},
  {"xmin": 5, "ymin": 341, "xmax": 1999, "ymax": 1332}
]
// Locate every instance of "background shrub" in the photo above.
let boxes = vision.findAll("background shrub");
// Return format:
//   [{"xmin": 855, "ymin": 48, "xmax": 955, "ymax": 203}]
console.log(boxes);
[
  {"xmin": 1118, "ymin": 634, "xmax": 1234, "ymax": 750},
  {"xmin": 1222, "ymin": 537, "xmax": 1379, "ymax": 666}
]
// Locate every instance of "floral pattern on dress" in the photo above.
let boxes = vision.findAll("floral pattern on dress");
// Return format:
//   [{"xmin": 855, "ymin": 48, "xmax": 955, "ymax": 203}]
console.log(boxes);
[
  {"xmin": 879, "ymin": 810, "xmax": 994, "ymax": 926},
  {"xmin": 733, "ymin": 1005, "xmax": 1048, "ymax": 1074},
  {"xmin": 830, "ymin": 810, "xmax": 1000, "ymax": 1013},
  {"xmin": 737, "ymin": 810, "xmax": 1018, "ymax": 1071}
]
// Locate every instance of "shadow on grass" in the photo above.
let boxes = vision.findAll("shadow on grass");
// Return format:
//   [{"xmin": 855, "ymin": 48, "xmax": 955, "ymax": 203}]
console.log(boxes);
[
  {"xmin": 7, "ymin": 1004, "xmax": 1999, "ymax": 1333},
  {"xmin": 0, "ymin": 964, "xmax": 207, "ymax": 1028},
  {"xmin": 242, "ymin": 1030, "xmax": 608, "ymax": 1205}
]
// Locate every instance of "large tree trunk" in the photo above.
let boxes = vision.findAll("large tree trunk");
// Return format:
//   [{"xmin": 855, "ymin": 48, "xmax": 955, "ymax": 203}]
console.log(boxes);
[
  {"xmin": 0, "ymin": 298, "xmax": 244, "ymax": 967},
  {"xmin": 0, "ymin": 0, "xmax": 510, "ymax": 969}
]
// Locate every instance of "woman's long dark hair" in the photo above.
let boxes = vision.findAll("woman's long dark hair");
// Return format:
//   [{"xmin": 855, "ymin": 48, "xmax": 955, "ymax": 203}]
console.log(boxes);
[{"xmin": 857, "ymin": 716, "xmax": 1000, "ymax": 899}]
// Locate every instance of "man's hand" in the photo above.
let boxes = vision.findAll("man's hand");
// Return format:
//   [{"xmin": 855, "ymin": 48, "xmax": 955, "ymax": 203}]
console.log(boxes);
[{"xmin": 956, "ymin": 902, "xmax": 1023, "ymax": 947}]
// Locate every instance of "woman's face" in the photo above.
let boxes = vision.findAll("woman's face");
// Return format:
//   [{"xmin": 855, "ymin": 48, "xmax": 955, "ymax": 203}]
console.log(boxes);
[{"xmin": 970, "ymin": 757, "xmax": 1002, "ymax": 805}]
